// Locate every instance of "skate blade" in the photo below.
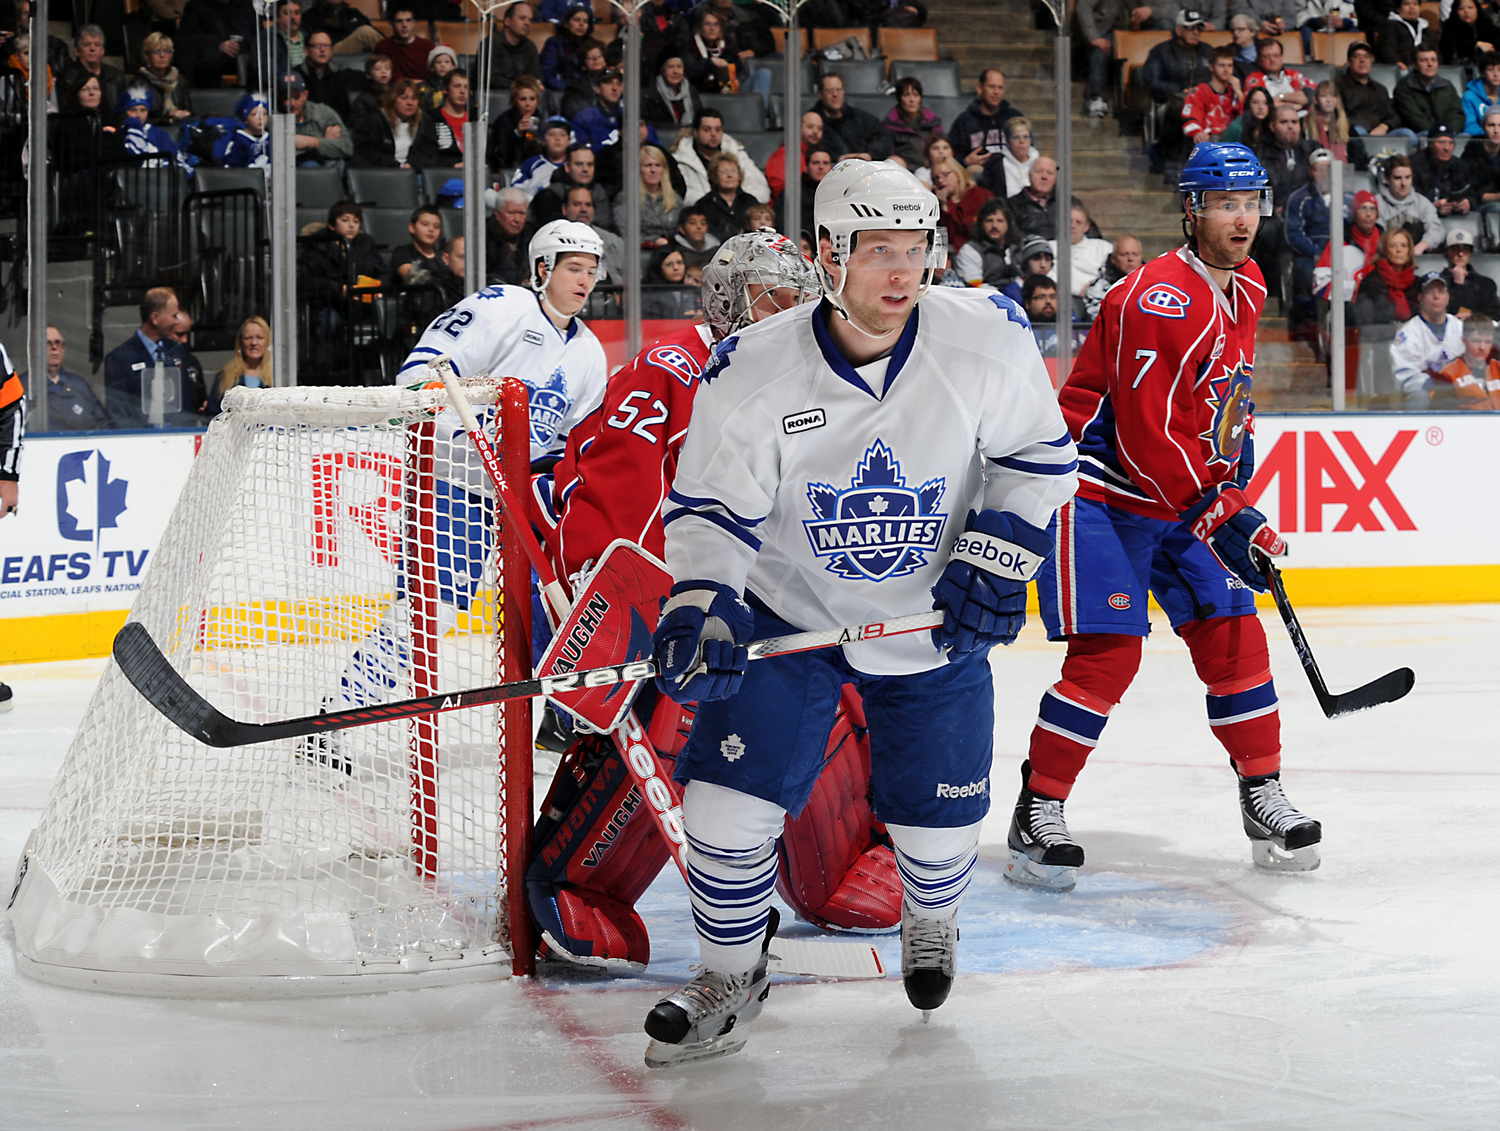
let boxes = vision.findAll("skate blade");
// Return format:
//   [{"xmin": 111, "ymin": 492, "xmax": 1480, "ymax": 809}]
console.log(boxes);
[
  {"xmin": 921, "ymin": 1010, "xmax": 931, "ymax": 1024},
  {"xmin": 644, "ymin": 1031, "xmax": 747, "ymax": 1069},
  {"xmin": 1251, "ymin": 839, "xmax": 1321, "ymax": 873},
  {"xmin": 1003, "ymin": 849, "xmax": 1078, "ymax": 893}
]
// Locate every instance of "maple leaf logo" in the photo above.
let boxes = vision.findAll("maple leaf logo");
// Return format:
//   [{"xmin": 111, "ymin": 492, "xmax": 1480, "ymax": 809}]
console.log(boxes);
[{"xmin": 803, "ymin": 440, "xmax": 948, "ymax": 582}]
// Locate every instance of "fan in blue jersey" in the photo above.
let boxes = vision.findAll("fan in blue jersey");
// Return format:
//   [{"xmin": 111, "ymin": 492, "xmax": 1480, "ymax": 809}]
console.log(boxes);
[{"xmin": 640, "ymin": 160, "xmax": 1080, "ymax": 1068}]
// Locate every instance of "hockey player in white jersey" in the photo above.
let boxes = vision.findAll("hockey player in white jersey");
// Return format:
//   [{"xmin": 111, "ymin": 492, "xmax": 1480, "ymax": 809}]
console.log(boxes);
[{"xmin": 641, "ymin": 160, "xmax": 1080, "ymax": 1067}]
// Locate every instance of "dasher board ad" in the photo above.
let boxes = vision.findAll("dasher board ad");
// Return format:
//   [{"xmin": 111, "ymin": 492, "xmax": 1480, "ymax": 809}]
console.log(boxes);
[{"xmin": 0, "ymin": 432, "xmax": 199, "ymax": 618}]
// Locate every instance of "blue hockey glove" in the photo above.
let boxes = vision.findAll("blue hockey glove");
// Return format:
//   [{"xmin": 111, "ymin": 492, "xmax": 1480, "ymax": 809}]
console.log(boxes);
[
  {"xmin": 1181, "ymin": 484, "xmax": 1286, "ymax": 592},
  {"xmin": 930, "ymin": 510, "xmax": 1053, "ymax": 654},
  {"xmin": 652, "ymin": 580, "xmax": 755, "ymax": 704}
]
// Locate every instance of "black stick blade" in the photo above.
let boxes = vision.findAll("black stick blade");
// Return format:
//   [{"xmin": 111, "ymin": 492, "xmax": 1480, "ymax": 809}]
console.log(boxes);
[
  {"xmin": 1323, "ymin": 666, "xmax": 1416, "ymax": 719},
  {"xmin": 112, "ymin": 622, "xmax": 243, "ymax": 747}
]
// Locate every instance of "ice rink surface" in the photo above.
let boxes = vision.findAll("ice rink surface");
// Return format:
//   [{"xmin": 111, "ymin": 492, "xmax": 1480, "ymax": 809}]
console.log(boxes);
[{"xmin": 3, "ymin": 604, "xmax": 1498, "ymax": 1131}]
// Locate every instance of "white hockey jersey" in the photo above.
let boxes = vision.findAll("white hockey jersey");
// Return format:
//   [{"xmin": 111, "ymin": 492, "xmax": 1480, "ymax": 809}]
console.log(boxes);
[
  {"xmin": 401, "ymin": 284, "xmax": 608, "ymax": 463},
  {"xmin": 664, "ymin": 289, "xmax": 1080, "ymax": 675}
]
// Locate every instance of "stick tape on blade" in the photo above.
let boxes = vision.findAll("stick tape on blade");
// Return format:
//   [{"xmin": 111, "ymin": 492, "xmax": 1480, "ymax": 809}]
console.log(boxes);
[{"xmin": 535, "ymin": 540, "xmax": 673, "ymax": 731}]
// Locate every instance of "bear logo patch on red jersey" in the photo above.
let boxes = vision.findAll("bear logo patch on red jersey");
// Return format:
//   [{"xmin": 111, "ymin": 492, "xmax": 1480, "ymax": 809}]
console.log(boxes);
[
  {"xmin": 646, "ymin": 344, "xmax": 703, "ymax": 386},
  {"xmin": 1138, "ymin": 283, "xmax": 1192, "ymax": 319}
]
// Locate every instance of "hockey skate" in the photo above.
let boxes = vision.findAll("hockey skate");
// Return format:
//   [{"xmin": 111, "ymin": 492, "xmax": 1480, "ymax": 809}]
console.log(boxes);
[
  {"xmin": 1239, "ymin": 771, "xmax": 1321, "ymax": 872},
  {"xmin": 901, "ymin": 901, "xmax": 958, "ymax": 1021},
  {"xmin": 1004, "ymin": 760, "xmax": 1085, "ymax": 892},
  {"xmin": 643, "ymin": 909, "xmax": 778, "ymax": 1068}
]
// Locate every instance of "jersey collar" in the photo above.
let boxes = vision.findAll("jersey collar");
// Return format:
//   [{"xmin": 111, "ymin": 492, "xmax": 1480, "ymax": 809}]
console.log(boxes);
[
  {"xmin": 1176, "ymin": 245, "xmax": 1240, "ymax": 320},
  {"xmin": 810, "ymin": 299, "xmax": 921, "ymax": 401},
  {"xmin": 534, "ymin": 290, "xmax": 580, "ymax": 341}
]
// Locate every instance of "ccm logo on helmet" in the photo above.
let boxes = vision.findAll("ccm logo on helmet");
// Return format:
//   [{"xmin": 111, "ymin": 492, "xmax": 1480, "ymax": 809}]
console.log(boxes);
[{"xmin": 1138, "ymin": 283, "xmax": 1192, "ymax": 319}]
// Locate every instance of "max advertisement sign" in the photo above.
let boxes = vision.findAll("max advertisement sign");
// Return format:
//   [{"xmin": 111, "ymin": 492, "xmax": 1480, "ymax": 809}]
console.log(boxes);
[{"xmin": 0, "ymin": 433, "xmax": 198, "ymax": 619}]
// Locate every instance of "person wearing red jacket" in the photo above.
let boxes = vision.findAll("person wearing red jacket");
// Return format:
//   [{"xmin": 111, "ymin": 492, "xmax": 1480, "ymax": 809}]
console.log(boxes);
[
  {"xmin": 1007, "ymin": 143, "xmax": 1323, "ymax": 894},
  {"xmin": 1181, "ymin": 48, "xmax": 1243, "ymax": 145},
  {"xmin": 526, "ymin": 230, "xmax": 907, "ymax": 972}
]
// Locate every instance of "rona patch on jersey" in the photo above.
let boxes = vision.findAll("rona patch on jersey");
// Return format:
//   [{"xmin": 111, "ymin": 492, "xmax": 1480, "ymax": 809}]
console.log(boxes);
[
  {"xmin": 646, "ymin": 343, "xmax": 703, "ymax": 386},
  {"xmin": 1138, "ymin": 283, "xmax": 1192, "ymax": 319},
  {"xmin": 1201, "ymin": 359, "xmax": 1253, "ymax": 466},
  {"xmin": 803, "ymin": 440, "xmax": 947, "ymax": 582},
  {"xmin": 527, "ymin": 366, "xmax": 572, "ymax": 452}
]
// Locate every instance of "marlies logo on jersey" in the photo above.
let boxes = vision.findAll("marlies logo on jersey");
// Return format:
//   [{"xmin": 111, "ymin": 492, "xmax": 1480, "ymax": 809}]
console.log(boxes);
[
  {"xmin": 646, "ymin": 343, "xmax": 702, "ymax": 386},
  {"xmin": 527, "ymin": 366, "xmax": 572, "ymax": 451},
  {"xmin": 1202, "ymin": 358, "xmax": 1254, "ymax": 466},
  {"xmin": 803, "ymin": 440, "xmax": 948, "ymax": 582},
  {"xmin": 1138, "ymin": 283, "xmax": 1192, "ymax": 319}
]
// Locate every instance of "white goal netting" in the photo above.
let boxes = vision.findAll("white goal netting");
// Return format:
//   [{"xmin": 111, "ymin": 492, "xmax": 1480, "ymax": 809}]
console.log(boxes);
[{"xmin": 8, "ymin": 382, "xmax": 534, "ymax": 995}]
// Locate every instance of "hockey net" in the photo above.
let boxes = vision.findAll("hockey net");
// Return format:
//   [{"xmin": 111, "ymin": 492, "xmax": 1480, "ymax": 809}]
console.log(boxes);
[{"xmin": 8, "ymin": 380, "xmax": 536, "ymax": 994}]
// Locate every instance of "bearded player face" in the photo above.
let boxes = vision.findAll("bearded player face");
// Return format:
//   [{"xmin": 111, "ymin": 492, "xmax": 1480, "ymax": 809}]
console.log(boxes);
[{"xmin": 1195, "ymin": 190, "xmax": 1262, "ymax": 268}]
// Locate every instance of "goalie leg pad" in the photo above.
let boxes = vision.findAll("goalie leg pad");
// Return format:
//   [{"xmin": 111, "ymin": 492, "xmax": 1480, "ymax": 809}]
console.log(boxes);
[{"xmin": 530, "ymin": 883, "xmax": 652, "ymax": 971}]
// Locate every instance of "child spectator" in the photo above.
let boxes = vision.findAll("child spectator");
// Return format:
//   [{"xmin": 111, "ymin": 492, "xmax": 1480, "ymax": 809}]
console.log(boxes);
[
  {"xmin": 884, "ymin": 76, "xmax": 944, "ymax": 170},
  {"xmin": 511, "ymin": 116, "xmax": 573, "ymax": 199},
  {"xmin": 695, "ymin": 152, "xmax": 755, "ymax": 243},
  {"xmin": 223, "ymin": 91, "xmax": 273, "ymax": 167},
  {"xmin": 1001, "ymin": 235, "xmax": 1054, "ymax": 305},
  {"xmin": 673, "ymin": 201, "xmax": 721, "ymax": 267},
  {"xmin": 118, "ymin": 86, "xmax": 191, "ymax": 175},
  {"xmin": 953, "ymin": 196, "xmax": 1018, "ymax": 289},
  {"xmin": 349, "ymin": 53, "xmax": 393, "ymax": 125},
  {"xmin": 391, "ymin": 206, "xmax": 447, "ymax": 284},
  {"xmin": 745, "ymin": 201, "xmax": 774, "ymax": 230},
  {"xmin": 351, "ymin": 78, "xmax": 421, "ymax": 167},
  {"xmin": 421, "ymin": 45, "xmax": 457, "ymax": 113},
  {"xmin": 1431, "ymin": 312, "xmax": 1500, "ymax": 406},
  {"xmin": 298, "ymin": 201, "xmax": 387, "ymax": 306}
]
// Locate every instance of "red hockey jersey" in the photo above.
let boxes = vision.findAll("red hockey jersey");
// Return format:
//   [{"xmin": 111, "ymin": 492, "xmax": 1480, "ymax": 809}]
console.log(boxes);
[
  {"xmin": 1181, "ymin": 82, "xmax": 1242, "ymax": 141},
  {"xmin": 1060, "ymin": 247, "xmax": 1268, "ymax": 522},
  {"xmin": 549, "ymin": 323, "xmax": 715, "ymax": 582}
]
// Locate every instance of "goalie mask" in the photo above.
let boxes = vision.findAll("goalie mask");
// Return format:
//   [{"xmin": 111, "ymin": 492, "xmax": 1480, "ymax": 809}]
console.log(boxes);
[
  {"xmin": 813, "ymin": 159, "xmax": 945, "ymax": 320},
  {"xmin": 701, "ymin": 228, "xmax": 821, "ymax": 340},
  {"xmin": 529, "ymin": 219, "xmax": 604, "ymax": 291}
]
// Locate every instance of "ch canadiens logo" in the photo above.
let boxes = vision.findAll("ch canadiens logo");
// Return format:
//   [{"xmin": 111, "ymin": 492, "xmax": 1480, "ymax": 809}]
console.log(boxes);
[
  {"xmin": 1247, "ymin": 430, "xmax": 1418, "ymax": 532},
  {"xmin": 1138, "ymin": 283, "xmax": 1192, "ymax": 319},
  {"xmin": 646, "ymin": 343, "xmax": 702, "ymax": 386},
  {"xmin": 804, "ymin": 440, "xmax": 947, "ymax": 582},
  {"xmin": 1109, "ymin": 593, "xmax": 1131, "ymax": 609}
]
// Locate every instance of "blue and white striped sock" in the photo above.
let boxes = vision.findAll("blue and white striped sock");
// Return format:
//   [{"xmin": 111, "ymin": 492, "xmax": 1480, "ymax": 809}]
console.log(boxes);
[
  {"xmin": 681, "ymin": 781, "xmax": 787, "ymax": 974},
  {"xmin": 886, "ymin": 822, "xmax": 983, "ymax": 921}
]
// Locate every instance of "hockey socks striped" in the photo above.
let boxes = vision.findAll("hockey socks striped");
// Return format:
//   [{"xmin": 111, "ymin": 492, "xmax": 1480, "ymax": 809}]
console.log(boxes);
[
  {"xmin": 681, "ymin": 782, "xmax": 787, "ymax": 975},
  {"xmin": 886, "ymin": 823, "xmax": 982, "ymax": 920},
  {"xmin": 1025, "ymin": 634, "xmax": 1140, "ymax": 799},
  {"xmin": 1181, "ymin": 615, "xmax": 1282, "ymax": 779}
]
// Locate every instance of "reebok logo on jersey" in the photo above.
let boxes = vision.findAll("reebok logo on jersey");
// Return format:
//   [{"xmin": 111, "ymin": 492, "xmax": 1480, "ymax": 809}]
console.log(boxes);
[
  {"xmin": 803, "ymin": 440, "xmax": 948, "ymax": 582},
  {"xmin": 1138, "ymin": 283, "xmax": 1192, "ymax": 319},
  {"xmin": 936, "ymin": 778, "xmax": 987, "ymax": 799},
  {"xmin": 783, "ymin": 408, "xmax": 826, "ymax": 434},
  {"xmin": 523, "ymin": 330, "xmax": 544, "ymax": 345}
]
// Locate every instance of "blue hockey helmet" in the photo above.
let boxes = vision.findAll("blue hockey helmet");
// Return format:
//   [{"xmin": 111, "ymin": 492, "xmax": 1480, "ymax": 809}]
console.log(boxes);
[{"xmin": 1179, "ymin": 143, "xmax": 1273, "ymax": 217}]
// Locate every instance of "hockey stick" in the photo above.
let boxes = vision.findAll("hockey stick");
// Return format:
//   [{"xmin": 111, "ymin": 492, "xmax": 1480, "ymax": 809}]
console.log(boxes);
[{"xmin": 1265, "ymin": 564, "xmax": 1414, "ymax": 718}]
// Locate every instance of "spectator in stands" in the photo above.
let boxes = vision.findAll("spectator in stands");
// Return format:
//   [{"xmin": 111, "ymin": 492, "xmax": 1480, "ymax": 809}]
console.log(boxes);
[
  {"xmin": 1222, "ymin": 84, "xmax": 1274, "ymax": 145},
  {"xmin": 954, "ymin": 197, "xmax": 1018, "ymax": 289},
  {"xmin": 134, "ymin": 33, "xmax": 192, "ymax": 125},
  {"xmin": 1463, "ymin": 51, "xmax": 1500, "ymax": 135},
  {"xmin": 1336, "ymin": 41, "xmax": 1411, "ymax": 136},
  {"xmin": 1006, "ymin": 155, "xmax": 1061, "ymax": 240},
  {"xmin": 1468, "ymin": 105, "xmax": 1500, "ymax": 247},
  {"xmin": 1430, "ymin": 311, "xmax": 1500, "ymax": 406},
  {"xmin": 932, "ymin": 155, "xmax": 991, "ymax": 254},
  {"xmin": 639, "ymin": 144, "xmax": 682, "ymax": 247},
  {"xmin": 23, "ymin": 325, "xmax": 111, "ymax": 430},
  {"xmin": 640, "ymin": 0, "xmax": 689, "ymax": 72},
  {"xmin": 391, "ymin": 206, "xmax": 448, "ymax": 285},
  {"xmin": 53, "ymin": 74, "xmax": 126, "ymax": 173},
  {"xmin": 176, "ymin": 0, "xmax": 257, "ymax": 87},
  {"xmin": 377, "ymin": 8, "xmax": 437, "ymax": 82},
  {"xmin": 811, "ymin": 72, "xmax": 893, "ymax": 162},
  {"xmin": 1284, "ymin": 148, "xmax": 1344, "ymax": 327},
  {"xmin": 299, "ymin": 31, "xmax": 355, "ymax": 122},
  {"xmin": 1076, "ymin": 0, "xmax": 1122, "ymax": 118},
  {"xmin": 273, "ymin": 0, "xmax": 308, "ymax": 77},
  {"xmin": 1414, "ymin": 122, "xmax": 1473, "ymax": 216},
  {"xmin": 420, "ymin": 45, "xmax": 458, "ymax": 113},
  {"xmin": 1182, "ymin": 47, "xmax": 1244, "ymax": 147},
  {"xmin": 1395, "ymin": 45, "xmax": 1465, "ymax": 134},
  {"xmin": 696, "ymin": 152, "xmax": 755, "ymax": 242},
  {"xmin": 1126, "ymin": 0, "xmax": 1173, "ymax": 31},
  {"xmin": 1246, "ymin": 36, "xmax": 1313, "ymax": 113},
  {"xmin": 281, "ymin": 71, "xmax": 353, "ymax": 167},
  {"xmin": 167, "ymin": 311, "xmax": 209, "ymax": 418},
  {"xmin": 746, "ymin": 201, "xmax": 774, "ymax": 228},
  {"xmin": 1083, "ymin": 234, "xmax": 1144, "ymax": 318},
  {"xmin": 1391, "ymin": 271, "xmax": 1464, "ymax": 402},
  {"xmin": 223, "ymin": 91, "xmax": 272, "ymax": 167},
  {"xmin": 352, "ymin": 78, "xmax": 422, "ymax": 167},
  {"xmin": 489, "ymin": 75, "xmax": 543, "ymax": 169},
  {"xmin": 776, "ymin": 144, "xmax": 832, "ymax": 234},
  {"xmin": 677, "ymin": 8, "xmax": 760, "ymax": 97},
  {"xmin": 104, "ymin": 287, "xmax": 203, "ymax": 429},
  {"xmin": 1378, "ymin": 152, "xmax": 1444, "ymax": 251},
  {"xmin": 413, "ymin": 68, "xmax": 471, "ymax": 169},
  {"xmin": 511, "ymin": 116, "xmax": 572, "ymax": 198},
  {"xmin": 982, "ymin": 115, "xmax": 1039, "ymax": 199},
  {"xmin": 914, "ymin": 133, "xmax": 954, "ymax": 187},
  {"xmin": 767, "ymin": 112, "xmax": 823, "ymax": 200},
  {"xmin": 1254, "ymin": 103, "xmax": 1313, "ymax": 298},
  {"xmin": 1379, "ymin": 0, "xmax": 1437, "ymax": 70},
  {"xmin": 1001, "ymin": 235, "xmax": 1054, "ymax": 304},
  {"xmin": 1022, "ymin": 273, "xmax": 1059, "ymax": 323},
  {"xmin": 530, "ymin": 142, "xmax": 615, "ymax": 228},
  {"xmin": 1302, "ymin": 80, "xmax": 1350, "ymax": 160},
  {"xmin": 1239, "ymin": 0, "xmax": 1297, "ymax": 37},
  {"xmin": 673, "ymin": 201, "xmax": 720, "ymax": 267},
  {"xmin": 562, "ymin": 182, "xmax": 624, "ymax": 280},
  {"xmin": 118, "ymin": 86, "xmax": 191, "ymax": 175},
  {"xmin": 644, "ymin": 56, "xmax": 704, "ymax": 127},
  {"xmin": 561, "ymin": 38, "xmax": 608, "ymax": 118},
  {"xmin": 350, "ymin": 54, "xmax": 394, "ymax": 124},
  {"xmin": 1137, "ymin": 11, "xmax": 1213, "ymax": 163},
  {"xmin": 1229, "ymin": 14, "xmax": 1260, "ymax": 80},
  {"xmin": 1353, "ymin": 224, "xmax": 1420, "ymax": 322},
  {"xmin": 1296, "ymin": 0, "xmax": 1356, "ymax": 60},
  {"xmin": 60, "ymin": 24, "xmax": 122, "ymax": 111},
  {"xmin": 299, "ymin": 201, "xmax": 387, "ymax": 307},
  {"xmin": 696, "ymin": 0, "xmax": 776, "ymax": 58},
  {"xmin": 303, "ymin": 0, "xmax": 382, "ymax": 54},
  {"xmin": 950, "ymin": 69, "xmax": 1020, "ymax": 172},
  {"xmin": 575, "ymin": 67, "xmax": 657, "ymax": 167},
  {"xmin": 1315, "ymin": 187, "xmax": 1381, "ymax": 295},
  {"xmin": 884, "ymin": 76, "xmax": 944, "ymax": 170},
  {"xmin": 1050, "ymin": 203, "xmax": 1114, "ymax": 297},
  {"xmin": 489, "ymin": 1, "xmax": 543, "ymax": 89},
  {"xmin": 1439, "ymin": 225, "xmax": 1500, "ymax": 317},
  {"xmin": 648, "ymin": 245, "xmax": 688, "ymax": 284},
  {"xmin": 487, "ymin": 187, "xmax": 533, "ymax": 285},
  {"xmin": 207, "ymin": 317, "xmax": 271, "ymax": 417},
  {"xmin": 1441, "ymin": 0, "xmax": 1498, "ymax": 64},
  {"xmin": 674, "ymin": 109, "xmax": 771, "ymax": 204},
  {"xmin": 541, "ymin": 4, "xmax": 595, "ymax": 92}
]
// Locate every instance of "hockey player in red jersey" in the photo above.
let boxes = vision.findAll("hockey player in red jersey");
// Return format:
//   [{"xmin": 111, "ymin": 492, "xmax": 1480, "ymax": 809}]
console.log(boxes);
[
  {"xmin": 526, "ymin": 230, "xmax": 906, "ymax": 972},
  {"xmin": 1014, "ymin": 143, "xmax": 1323, "ymax": 890}
]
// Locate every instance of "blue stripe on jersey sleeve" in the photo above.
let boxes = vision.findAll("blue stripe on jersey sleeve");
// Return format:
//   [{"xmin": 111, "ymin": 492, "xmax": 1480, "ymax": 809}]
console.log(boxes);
[
  {"xmin": 663, "ymin": 506, "xmax": 764, "ymax": 552},
  {"xmin": 665, "ymin": 489, "xmax": 766, "ymax": 529},
  {"xmin": 990, "ymin": 454, "xmax": 1080, "ymax": 476},
  {"xmin": 1043, "ymin": 432, "xmax": 1074, "ymax": 447}
]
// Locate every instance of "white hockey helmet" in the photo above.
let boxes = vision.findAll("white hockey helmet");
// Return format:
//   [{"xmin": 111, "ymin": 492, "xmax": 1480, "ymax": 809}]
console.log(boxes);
[
  {"xmin": 701, "ymin": 228, "xmax": 821, "ymax": 339},
  {"xmin": 528, "ymin": 219, "xmax": 603, "ymax": 291},
  {"xmin": 813, "ymin": 159, "xmax": 946, "ymax": 312}
]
